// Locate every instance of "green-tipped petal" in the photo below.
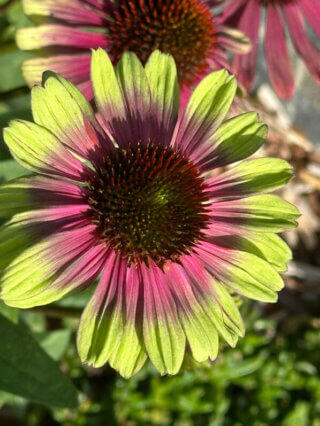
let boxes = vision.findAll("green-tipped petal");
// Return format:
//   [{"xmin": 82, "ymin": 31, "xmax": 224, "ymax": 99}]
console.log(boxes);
[
  {"xmin": 200, "ymin": 280, "xmax": 244, "ymax": 347},
  {"xmin": 78, "ymin": 292, "xmax": 125, "ymax": 368},
  {"xmin": 143, "ymin": 266, "xmax": 185, "ymax": 375},
  {"xmin": 226, "ymin": 252, "xmax": 284, "ymax": 302},
  {"xmin": 174, "ymin": 70, "xmax": 237, "ymax": 163},
  {"xmin": 184, "ymin": 69, "xmax": 236, "ymax": 128},
  {"xmin": 31, "ymin": 72, "xmax": 103, "ymax": 159},
  {"xmin": 241, "ymin": 195, "xmax": 300, "ymax": 232},
  {"xmin": 211, "ymin": 233, "xmax": 292, "ymax": 273},
  {"xmin": 211, "ymin": 112, "xmax": 267, "ymax": 167},
  {"xmin": 0, "ymin": 225, "xmax": 98, "ymax": 308},
  {"xmin": 208, "ymin": 158, "xmax": 293, "ymax": 198},
  {"xmin": 91, "ymin": 48, "xmax": 126, "ymax": 118},
  {"xmin": 108, "ymin": 323, "xmax": 147, "ymax": 378},
  {"xmin": 211, "ymin": 195, "xmax": 300, "ymax": 234},
  {"xmin": 3, "ymin": 120, "xmax": 87, "ymax": 181},
  {"xmin": 145, "ymin": 50, "xmax": 179, "ymax": 144},
  {"xmin": 0, "ymin": 180, "xmax": 34, "ymax": 218}
]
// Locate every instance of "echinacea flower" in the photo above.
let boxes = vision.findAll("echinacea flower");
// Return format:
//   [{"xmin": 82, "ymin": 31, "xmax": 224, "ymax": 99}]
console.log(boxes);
[
  {"xmin": 17, "ymin": 0, "xmax": 249, "ymax": 102},
  {"xmin": 220, "ymin": 0, "xmax": 320, "ymax": 99},
  {"xmin": 1, "ymin": 49, "xmax": 298, "ymax": 378}
]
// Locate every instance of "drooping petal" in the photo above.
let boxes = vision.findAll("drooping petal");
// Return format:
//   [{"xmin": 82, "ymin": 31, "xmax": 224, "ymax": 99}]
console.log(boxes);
[
  {"xmin": 299, "ymin": 0, "xmax": 320, "ymax": 38},
  {"xmin": 172, "ymin": 69, "xmax": 237, "ymax": 169},
  {"xmin": 31, "ymin": 72, "xmax": 111, "ymax": 163},
  {"xmin": 77, "ymin": 252, "xmax": 147, "ymax": 377},
  {"xmin": 207, "ymin": 233, "xmax": 292, "ymax": 273},
  {"xmin": 0, "ymin": 175, "xmax": 87, "ymax": 218},
  {"xmin": 23, "ymin": 0, "xmax": 105, "ymax": 26},
  {"xmin": 232, "ymin": 0, "xmax": 261, "ymax": 91},
  {"xmin": 108, "ymin": 266, "xmax": 147, "ymax": 378},
  {"xmin": 3, "ymin": 120, "xmax": 91, "ymax": 181},
  {"xmin": 265, "ymin": 4, "xmax": 295, "ymax": 99},
  {"xmin": 141, "ymin": 262, "xmax": 186, "ymax": 375},
  {"xmin": 206, "ymin": 158, "xmax": 293, "ymax": 200},
  {"xmin": 16, "ymin": 25, "xmax": 108, "ymax": 51},
  {"xmin": 145, "ymin": 50, "xmax": 179, "ymax": 146},
  {"xmin": 0, "ymin": 224, "xmax": 99, "ymax": 308},
  {"xmin": 196, "ymin": 112, "xmax": 266, "ymax": 171},
  {"xmin": 207, "ymin": 195, "xmax": 300, "ymax": 234},
  {"xmin": 165, "ymin": 261, "xmax": 219, "ymax": 362},
  {"xmin": 178, "ymin": 255, "xmax": 244, "ymax": 347},
  {"xmin": 195, "ymin": 241, "xmax": 284, "ymax": 302},
  {"xmin": 22, "ymin": 54, "xmax": 91, "ymax": 88},
  {"xmin": 220, "ymin": 0, "xmax": 247, "ymax": 25},
  {"xmin": 283, "ymin": 2, "xmax": 320, "ymax": 85}
]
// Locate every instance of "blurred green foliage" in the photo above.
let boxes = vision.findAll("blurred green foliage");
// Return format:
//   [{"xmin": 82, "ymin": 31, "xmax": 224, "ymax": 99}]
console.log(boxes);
[
  {"xmin": 0, "ymin": 303, "xmax": 319, "ymax": 425},
  {"xmin": 0, "ymin": 1, "xmax": 320, "ymax": 425}
]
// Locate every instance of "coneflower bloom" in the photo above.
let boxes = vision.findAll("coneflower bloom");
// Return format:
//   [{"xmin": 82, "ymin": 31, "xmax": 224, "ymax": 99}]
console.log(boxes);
[
  {"xmin": 1, "ymin": 50, "xmax": 298, "ymax": 377},
  {"xmin": 17, "ymin": 0, "xmax": 249, "ymax": 102},
  {"xmin": 220, "ymin": 0, "xmax": 320, "ymax": 99}
]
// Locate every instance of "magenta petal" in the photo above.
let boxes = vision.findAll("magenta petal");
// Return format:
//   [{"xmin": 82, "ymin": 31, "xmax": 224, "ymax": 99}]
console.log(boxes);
[
  {"xmin": 19, "ymin": 25, "xmax": 108, "ymax": 50},
  {"xmin": 220, "ymin": 0, "xmax": 247, "ymax": 25},
  {"xmin": 299, "ymin": 0, "xmax": 320, "ymax": 38},
  {"xmin": 85, "ymin": 0, "xmax": 113, "ymax": 12},
  {"xmin": 26, "ymin": 0, "xmax": 105, "ymax": 26},
  {"xmin": 283, "ymin": 2, "xmax": 320, "ymax": 85},
  {"xmin": 265, "ymin": 5, "xmax": 295, "ymax": 99},
  {"xmin": 232, "ymin": 0, "xmax": 261, "ymax": 91},
  {"xmin": 78, "ymin": 80, "xmax": 94, "ymax": 100},
  {"xmin": 207, "ymin": 49, "xmax": 230, "ymax": 71},
  {"xmin": 28, "ymin": 225, "xmax": 100, "ymax": 279},
  {"xmin": 23, "ymin": 54, "xmax": 91, "ymax": 87},
  {"xmin": 49, "ymin": 243, "xmax": 107, "ymax": 295}
]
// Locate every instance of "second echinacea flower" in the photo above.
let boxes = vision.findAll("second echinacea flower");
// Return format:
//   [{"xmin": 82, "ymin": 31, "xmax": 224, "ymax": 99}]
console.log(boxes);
[
  {"xmin": 17, "ymin": 0, "xmax": 249, "ymax": 102},
  {"xmin": 1, "ymin": 50, "xmax": 298, "ymax": 377}
]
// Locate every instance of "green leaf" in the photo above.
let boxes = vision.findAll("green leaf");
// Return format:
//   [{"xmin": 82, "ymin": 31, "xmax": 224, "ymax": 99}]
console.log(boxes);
[
  {"xmin": 0, "ymin": 313, "xmax": 78, "ymax": 407},
  {"xmin": 0, "ymin": 299, "xmax": 18, "ymax": 323},
  {"xmin": 0, "ymin": 50, "xmax": 31, "ymax": 93},
  {"xmin": 36, "ymin": 329, "xmax": 71, "ymax": 361},
  {"xmin": 0, "ymin": 159, "xmax": 30, "ymax": 183}
]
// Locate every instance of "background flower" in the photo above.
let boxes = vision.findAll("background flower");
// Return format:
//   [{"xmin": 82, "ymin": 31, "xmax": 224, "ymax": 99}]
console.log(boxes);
[
  {"xmin": 1, "ymin": 50, "xmax": 298, "ymax": 377},
  {"xmin": 220, "ymin": 0, "xmax": 320, "ymax": 99},
  {"xmin": 16, "ymin": 0, "xmax": 249, "ymax": 102}
]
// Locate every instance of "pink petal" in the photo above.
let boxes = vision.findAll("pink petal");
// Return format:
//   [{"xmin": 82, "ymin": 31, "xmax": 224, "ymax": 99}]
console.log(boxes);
[
  {"xmin": 78, "ymin": 80, "xmax": 94, "ymax": 100},
  {"xmin": 24, "ymin": 0, "xmax": 105, "ymax": 26},
  {"xmin": 49, "ymin": 242, "xmax": 107, "ymax": 295},
  {"xmin": 220, "ymin": 0, "xmax": 247, "ymax": 26},
  {"xmin": 299, "ymin": 0, "xmax": 320, "ymax": 38},
  {"xmin": 22, "ymin": 54, "xmax": 91, "ymax": 87},
  {"xmin": 17, "ymin": 25, "xmax": 108, "ymax": 50},
  {"xmin": 265, "ymin": 4, "xmax": 295, "ymax": 99},
  {"xmin": 283, "ymin": 2, "xmax": 320, "ymax": 85},
  {"xmin": 232, "ymin": 0, "xmax": 261, "ymax": 91}
]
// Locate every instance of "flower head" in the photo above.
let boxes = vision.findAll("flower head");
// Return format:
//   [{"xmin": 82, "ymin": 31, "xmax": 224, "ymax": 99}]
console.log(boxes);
[
  {"xmin": 220, "ymin": 0, "xmax": 320, "ymax": 99},
  {"xmin": 17, "ymin": 0, "xmax": 249, "ymax": 102},
  {"xmin": 1, "ymin": 50, "xmax": 298, "ymax": 377}
]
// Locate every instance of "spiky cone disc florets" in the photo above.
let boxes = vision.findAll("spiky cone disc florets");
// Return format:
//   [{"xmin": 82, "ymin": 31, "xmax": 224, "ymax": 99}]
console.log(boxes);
[
  {"xmin": 1, "ymin": 49, "xmax": 299, "ymax": 378},
  {"xmin": 88, "ymin": 143, "xmax": 210, "ymax": 267},
  {"xmin": 109, "ymin": 0, "xmax": 217, "ymax": 86},
  {"xmin": 17, "ymin": 0, "xmax": 250, "ymax": 100}
]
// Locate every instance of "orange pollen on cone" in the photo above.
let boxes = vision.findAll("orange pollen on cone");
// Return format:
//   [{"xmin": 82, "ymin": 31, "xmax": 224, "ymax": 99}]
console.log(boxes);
[{"xmin": 108, "ymin": 0, "xmax": 217, "ymax": 86}]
